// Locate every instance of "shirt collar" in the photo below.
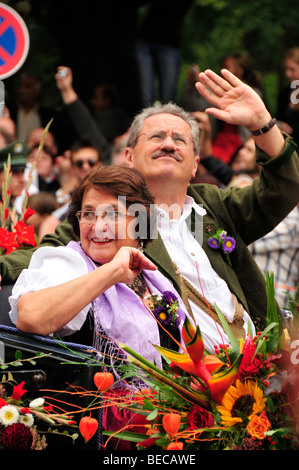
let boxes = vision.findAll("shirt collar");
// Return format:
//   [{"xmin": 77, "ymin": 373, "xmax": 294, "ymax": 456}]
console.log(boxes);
[{"xmin": 155, "ymin": 195, "xmax": 206, "ymax": 221}]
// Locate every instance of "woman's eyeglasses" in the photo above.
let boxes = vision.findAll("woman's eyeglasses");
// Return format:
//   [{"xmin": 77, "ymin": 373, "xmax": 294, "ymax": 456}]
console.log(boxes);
[{"xmin": 76, "ymin": 210, "xmax": 129, "ymax": 224}]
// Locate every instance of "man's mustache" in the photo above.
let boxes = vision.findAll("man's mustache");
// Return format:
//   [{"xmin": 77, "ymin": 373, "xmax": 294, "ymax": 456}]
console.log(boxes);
[{"xmin": 152, "ymin": 150, "xmax": 182, "ymax": 161}]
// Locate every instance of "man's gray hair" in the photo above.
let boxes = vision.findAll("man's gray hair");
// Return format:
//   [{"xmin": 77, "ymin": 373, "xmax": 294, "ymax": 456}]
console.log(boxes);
[{"xmin": 127, "ymin": 102, "xmax": 200, "ymax": 155}]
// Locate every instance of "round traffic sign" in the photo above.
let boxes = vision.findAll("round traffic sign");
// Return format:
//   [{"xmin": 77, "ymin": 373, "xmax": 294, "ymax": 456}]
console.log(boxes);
[{"xmin": 0, "ymin": 3, "xmax": 29, "ymax": 80}]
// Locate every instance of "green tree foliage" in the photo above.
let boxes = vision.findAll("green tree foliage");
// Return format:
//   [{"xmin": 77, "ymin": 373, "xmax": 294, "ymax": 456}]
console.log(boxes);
[{"xmin": 179, "ymin": 0, "xmax": 299, "ymax": 113}]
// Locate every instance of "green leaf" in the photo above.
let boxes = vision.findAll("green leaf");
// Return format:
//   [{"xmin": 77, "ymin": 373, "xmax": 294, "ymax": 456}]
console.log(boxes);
[
  {"xmin": 143, "ymin": 398, "xmax": 155, "ymax": 411},
  {"xmin": 146, "ymin": 408, "xmax": 158, "ymax": 421},
  {"xmin": 214, "ymin": 302, "xmax": 239, "ymax": 352},
  {"xmin": 155, "ymin": 437, "xmax": 170, "ymax": 447},
  {"xmin": 253, "ymin": 322, "xmax": 277, "ymax": 357},
  {"xmin": 265, "ymin": 271, "xmax": 279, "ymax": 328},
  {"xmin": 102, "ymin": 431, "xmax": 148, "ymax": 443},
  {"xmin": 264, "ymin": 428, "xmax": 292, "ymax": 437},
  {"xmin": 15, "ymin": 350, "xmax": 23, "ymax": 360}
]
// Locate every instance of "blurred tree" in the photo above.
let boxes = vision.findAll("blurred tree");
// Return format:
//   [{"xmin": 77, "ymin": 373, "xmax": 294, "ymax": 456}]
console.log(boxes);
[{"xmin": 178, "ymin": 0, "xmax": 299, "ymax": 114}]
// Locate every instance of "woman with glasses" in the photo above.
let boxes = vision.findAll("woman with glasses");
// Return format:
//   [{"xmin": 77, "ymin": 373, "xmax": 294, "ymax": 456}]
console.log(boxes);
[{"xmin": 9, "ymin": 165, "xmax": 189, "ymax": 368}]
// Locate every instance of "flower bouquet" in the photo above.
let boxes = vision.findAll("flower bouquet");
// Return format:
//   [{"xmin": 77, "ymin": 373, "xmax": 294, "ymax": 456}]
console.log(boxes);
[
  {"xmin": 96, "ymin": 272, "xmax": 299, "ymax": 450},
  {"xmin": 0, "ymin": 354, "xmax": 78, "ymax": 450}
]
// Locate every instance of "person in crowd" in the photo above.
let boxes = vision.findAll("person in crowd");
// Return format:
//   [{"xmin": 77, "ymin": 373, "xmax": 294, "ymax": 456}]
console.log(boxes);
[
  {"xmin": 13, "ymin": 127, "xmax": 58, "ymax": 215},
  {"xmin": 37, "ymin": 137, "xmax": 103, "ymax": 235},
  {"xmin": 55, "ymin": 67, "xmax": 112, "ymax": 164},
  {"xmin": 54, "ymin": 150, "xmax": 80, "ymax": 207},
  {"xmin": 221, "ymin": 53, "xmax": 264, "ymax": 98},
  {"xmin": 26, "ymin": 192, "xmax": 57, "ymax": 239},
  {"xmin": 9, "ymin": 166, "xmax": 190, "ymax": 365},
  {"xmin": 26, "ymin": 127, "xmax": 58, "ymax": 158},
  {"xmin": 70, "ymin": 138, "xmax": 102, "ymax": 182},
  {"xmin": 8, "ymin": 73, "xmax": 56, "ymax": 143},
  {"xmin": 89, "ymin": 84, "xmax": 131, "ymax": 143},
  {"xmin": 1, "ymin": 68, "xmax": 299, "ymax": 351},
  {"xmin": 7, "ymin": 72, "xmax": 73, "ymax": 154},
  {"xmin": 134, "ymin": 0, "xmax": 193, "ymax": 108},
  {"xmin": 213, "ymin": 54, "xmax": 263, "ymax": 164},
  {"xmin": 16, "ymin": 127, "xmax": 59, "ymax": 196},
  {"xmin": 0, "ymin": 141, "xmax": 28, "ymax": 213},
  {"xmin": 192, "ymin": 110, "xmax": 260, "ymax": 186},
  {"xmin": 26, "ymin": 142, "xmax": 60, "ymax": 196},
  {"xmin": 181, "ymin": 64, "xmax": 218, "ymax": 139},
  {"xmin": 249, "ymin": 204, "xmax": 299, "ymax": 309},
  {"xmin": 110, "ymin": 130, "xmax": 130, "ymax": 166},
  {"xmin": 0, "ymin": 115, "xmax": 17, "ymax": 147},
  {"xmin": 277, "ymin": 46, "xmax": 299, "ymax": 145}
]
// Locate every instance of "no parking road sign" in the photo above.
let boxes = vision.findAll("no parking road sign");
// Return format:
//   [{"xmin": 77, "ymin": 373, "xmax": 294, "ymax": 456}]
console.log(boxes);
[{"xmin": 0, "ymin": 3, "xmax": 29, "ymax": 80}]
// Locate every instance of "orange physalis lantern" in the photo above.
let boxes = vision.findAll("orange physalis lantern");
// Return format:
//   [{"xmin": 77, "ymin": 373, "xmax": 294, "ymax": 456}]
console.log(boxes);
[
  {"xmin": 93, "ymin": 371, "xmax": 114, "ymax": 390},
  {"xmin": 79, "ymin": 416, "xmax": 98, "ymax": 443},
  {"xmin": 162, "ymin": 412, "xmax": 181, "ymax": 437}
]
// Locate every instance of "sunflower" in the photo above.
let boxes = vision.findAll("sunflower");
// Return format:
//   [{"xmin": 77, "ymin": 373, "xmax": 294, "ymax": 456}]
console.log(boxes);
[{"xmin": 217, "ymin": 380, "xmax": 266, "ymax": 427}]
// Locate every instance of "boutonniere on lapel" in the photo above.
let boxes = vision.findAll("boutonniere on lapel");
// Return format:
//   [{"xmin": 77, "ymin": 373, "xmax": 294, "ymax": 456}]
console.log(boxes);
[
  {"xmin": 208, "ymin": 228, "xmax": 236, "ymax": 266},
  {"xmin": 145, "ymin": 291, "xmax": 182, "ymax": 330}
]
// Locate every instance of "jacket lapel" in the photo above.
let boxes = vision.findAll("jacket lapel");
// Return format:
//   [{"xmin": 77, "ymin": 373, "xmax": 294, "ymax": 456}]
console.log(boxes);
[{"xmin": 145, "ymin": 233, "xmax": 181, "ymax": 295}]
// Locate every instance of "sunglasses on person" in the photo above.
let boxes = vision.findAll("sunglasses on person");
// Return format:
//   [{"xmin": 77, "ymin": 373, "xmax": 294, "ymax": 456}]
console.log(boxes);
[{"xmin": 73, "ymin": 159, "xmax": 98, "ymax": 168}]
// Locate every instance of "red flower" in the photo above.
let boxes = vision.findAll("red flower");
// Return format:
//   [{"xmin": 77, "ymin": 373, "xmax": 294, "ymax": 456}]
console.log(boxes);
[
  {"xmin": 20, "ymin": 407, "xmax": 31, "ymax": 414},
  {"xmin": 12, "ymin": 381, "xmax": 27, "ymax": 401},
  {"xmin": 0, "ymin": 397, "xmax": 8, "ymax": 408},
  {"xmin": 238, "ymin": 336, "xmax": 263, "ymax": 381},
  {"xmin": 138, "ymin": 437, "xmax": 158, "ymax": 448},
  {"xmin": 23, "ymin": 207, "xmax": 36, "ymax": 223},
  {"xmin": 186, "ymin": 406, "xmax": 214, "ymax": 430},
  {"xmin": 0, "ymin": 422, "xmax": 33, "ymax": 450},
  {"xmin": 14, "ymin": 220, "xmax": 37, "ymax": 247},
  {"xmin": 128, "ymin": 412, "xmax": 148, "ymax": 434},
  {"xmin": 0, "ymin": 227, "xmax": 19, "ymax": 254}
]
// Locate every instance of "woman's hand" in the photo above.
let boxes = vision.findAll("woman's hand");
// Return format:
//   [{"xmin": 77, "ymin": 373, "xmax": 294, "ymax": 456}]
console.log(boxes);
[{"xmin": 108, "ymin": 246, "xmax": 157, "ymax": 284}]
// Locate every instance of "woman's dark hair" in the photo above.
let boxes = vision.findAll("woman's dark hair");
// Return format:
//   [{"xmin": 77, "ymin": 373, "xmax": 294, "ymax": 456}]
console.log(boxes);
[{"xmin": 68, "ymin": 165, "xmax": 156, "ymax": 246}]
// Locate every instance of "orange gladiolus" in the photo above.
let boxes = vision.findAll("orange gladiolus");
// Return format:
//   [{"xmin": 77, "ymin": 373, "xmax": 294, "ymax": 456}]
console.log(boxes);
[
  {"xmin": 79, "ymin": 415, "xmax": 98, "ymax": 443},
  {"xmin": 94, "ymin": 371, "xmax": 114, "ymax": 390},
  {"xmin": 162, "ymin": 412, "xmax": 181, "ymax": 437}
]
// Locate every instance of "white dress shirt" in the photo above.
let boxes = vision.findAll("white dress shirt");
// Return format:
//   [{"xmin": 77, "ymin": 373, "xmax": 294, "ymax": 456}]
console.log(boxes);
[{"xmin": 156, "ymin": 196, "xmax": 255, "ymax": 352}]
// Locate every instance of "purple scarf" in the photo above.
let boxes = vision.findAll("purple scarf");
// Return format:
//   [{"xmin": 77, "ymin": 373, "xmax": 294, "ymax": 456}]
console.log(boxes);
[{"xmin": 67, "ymin": 241, "xmax": 186, "ymax": 368}]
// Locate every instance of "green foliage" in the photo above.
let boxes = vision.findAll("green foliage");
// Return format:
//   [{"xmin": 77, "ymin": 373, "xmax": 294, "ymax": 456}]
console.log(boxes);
[
  {"xmin": 0, "ymin": 349, "xmax": 49, "ymax": 370},
  {"xmin": 178, "ymin": 0, "xmax": 299, "ymax": 113}
]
